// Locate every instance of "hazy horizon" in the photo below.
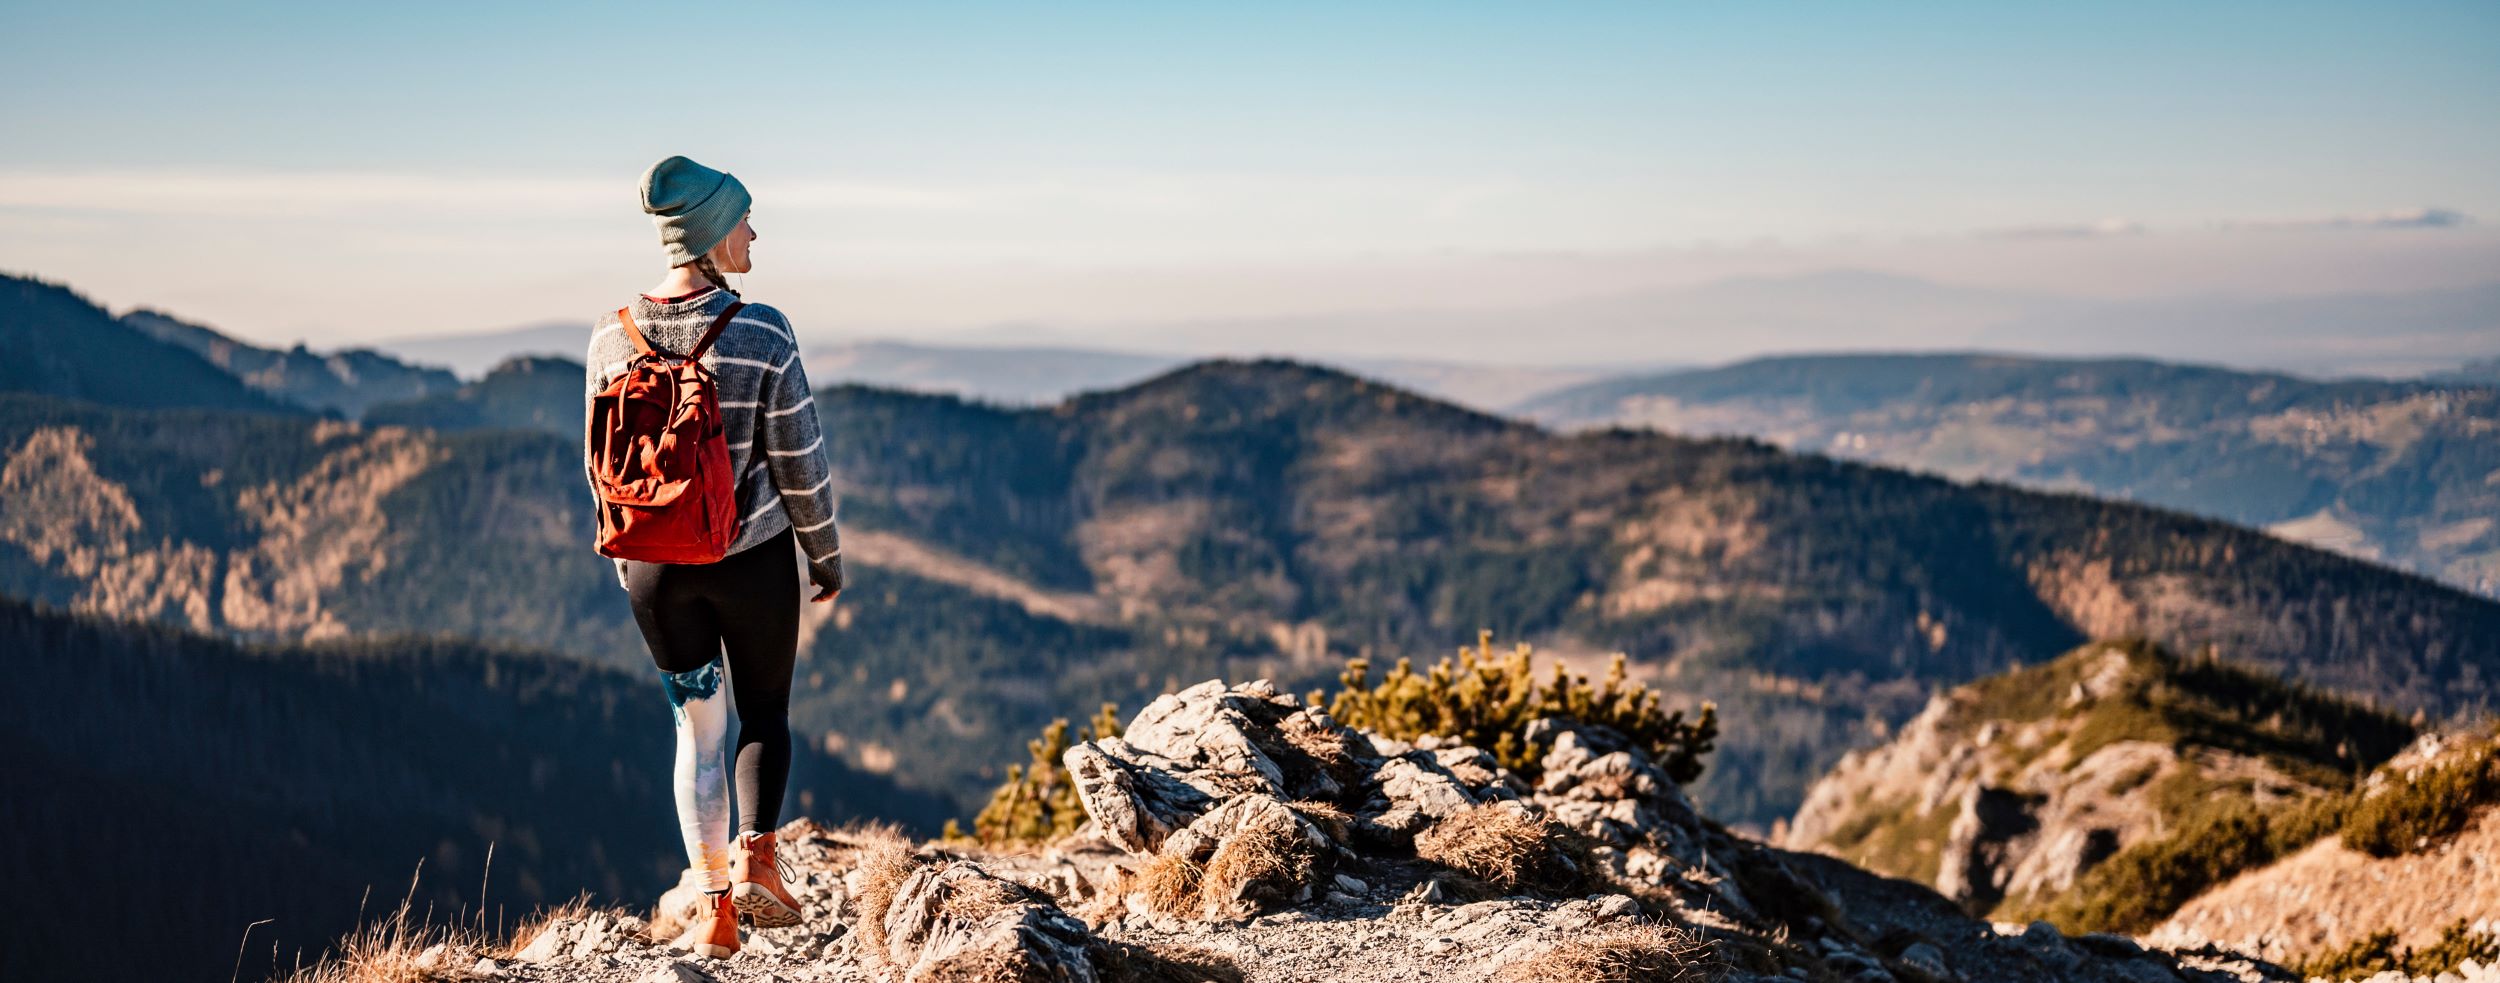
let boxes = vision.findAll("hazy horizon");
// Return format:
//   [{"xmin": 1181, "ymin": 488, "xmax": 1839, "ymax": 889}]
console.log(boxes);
[{"xmin": 6, "ymin": 2, "xmax": 2497, "ymax": 368}]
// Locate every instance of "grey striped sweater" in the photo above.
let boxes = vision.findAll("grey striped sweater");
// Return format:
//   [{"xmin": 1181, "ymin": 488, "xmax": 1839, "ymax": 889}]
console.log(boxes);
[{"xmin": 581, "ymin": 287, "xmax": 844, "ymax": 591}]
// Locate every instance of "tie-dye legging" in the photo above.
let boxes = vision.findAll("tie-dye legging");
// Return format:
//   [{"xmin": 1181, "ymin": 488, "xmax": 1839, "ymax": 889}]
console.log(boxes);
[{"xmin": 621, "ymin": 526, "xmax": 800, "ymax": 892}]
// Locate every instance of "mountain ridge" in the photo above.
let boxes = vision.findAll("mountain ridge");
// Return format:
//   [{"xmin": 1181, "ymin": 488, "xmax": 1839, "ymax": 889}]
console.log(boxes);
[
  {"xmin": 11, "ymin": 354, "xmax": 2499, "ymax": 831},
  {"xmin": 121, "ymin": 307, "xmax": 461, "ymax": 417},
  {"xmin": 1518, "ymin": 350, "xmax": 2500, "ymax": 599}
]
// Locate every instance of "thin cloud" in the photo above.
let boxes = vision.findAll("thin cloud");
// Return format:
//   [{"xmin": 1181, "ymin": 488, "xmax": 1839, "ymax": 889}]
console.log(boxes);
[
  {"xmin": 0, "ymin": 169, "xmax": 973, "ymax": 218},
  {"xmin": 1979, "ymin": 209, "xmax": 2471, "ymax": 240},
  {"xmin": 2218, "ymin": 207, "xmax": 2472, "ymax": 231},
  {"xmin": 1982, "ymin": 218, "xmax": 2147, "ymax": 240}
]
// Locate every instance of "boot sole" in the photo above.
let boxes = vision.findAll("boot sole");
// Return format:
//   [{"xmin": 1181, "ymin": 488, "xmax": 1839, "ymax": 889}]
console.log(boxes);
[
  {"xmin": 731, "ymin": 882, "xmax": 804, "ymax": 928},
  {"xmin": 692, "ymin": 940, "xmax": 738, "ymax": 960}
]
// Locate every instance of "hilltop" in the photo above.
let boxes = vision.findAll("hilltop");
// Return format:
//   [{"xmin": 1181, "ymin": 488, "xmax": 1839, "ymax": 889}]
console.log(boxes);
[
  {"xmin": 1, "ymin": 273, "xmax": 298, "ymax": 413},
  {"xmin": 122, "ymin": 307, "xmax": 461, "ymax": 417},
  {"xmin": 367, "ymin": 356, "xmax": 590, "ymax": 434},
  {"xmin": 2147, "ymin": 731, "xmax": 2500, "ymax": 972},
  {"xmin": 1515, "ymin": 351, "xmax": 2500, "ymax": 599},
  {"xmin": 1782, "ymin": 645, "xmax": 2500, "ymax": 977},
  {"xmin": 1, "ymin": 272, "xmax": 462, "ymax": 418},
  {"xmin": 1782, "ymin": 641, "xmax": 2415, "ymax": 915}
]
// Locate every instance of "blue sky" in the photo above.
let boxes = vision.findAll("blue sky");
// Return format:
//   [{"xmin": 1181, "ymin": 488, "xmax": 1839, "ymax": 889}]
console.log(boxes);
[{"xmin": 3, "ymin": 1, "xmax": 2496, "ymax": 349}]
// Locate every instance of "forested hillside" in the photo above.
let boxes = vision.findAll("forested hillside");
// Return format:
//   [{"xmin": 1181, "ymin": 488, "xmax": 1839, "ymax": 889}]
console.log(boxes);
[
  {"xmin": 121, "ymin": 308, "xmax": 461, "ymax": 417},
  {"xmin": 1, "ymin": 273, "xmax": 300, "ymax": 413},
  {"xmin": 0, "ymin": 595, "xmax": 949, "ymax": 983},
  {"xmin": 1517, "ymin": 352, "xmax": 2500, "ymax": 598},
  {"xmin": 366, "ymin": 355, "xmax": 588, "ymax": 434},
  {"xmin": 9, "ymin": 359, "xmax": 2497, "ymax": 832}
]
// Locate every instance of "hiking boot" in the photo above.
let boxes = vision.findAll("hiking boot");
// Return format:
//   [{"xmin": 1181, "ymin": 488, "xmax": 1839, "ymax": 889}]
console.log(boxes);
[
  {"xmin": 730, "ymin": 830, "xmax": 805, "ymax": 927},
  {"xmin": 690, "ymin": 889, "xmax": 739, "ymax": 960}
]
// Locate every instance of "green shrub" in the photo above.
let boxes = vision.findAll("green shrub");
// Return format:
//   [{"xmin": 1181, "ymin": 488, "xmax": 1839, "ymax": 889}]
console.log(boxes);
[
  {"xmin": 2023, "ymin": 729, "xmax": 2499, "ymax": 934},
  {"xmin": 2300, "ymin": 920, "xmax": 2500, "ymax": 980},
  {"xmin": 965, "ymin": 703, "xmax": 1123, "ymax": 846},
  {"xmin": 1322, "ymin": 630, "xmax": 1718, "ymax": 784},
  {"xmin": 2017, "ymin": 792, "xmax": 2345, "ymax": 934},
  {"xmin": 2340, "ymin": 739, "xmax": 2499, "ymax": 858}
]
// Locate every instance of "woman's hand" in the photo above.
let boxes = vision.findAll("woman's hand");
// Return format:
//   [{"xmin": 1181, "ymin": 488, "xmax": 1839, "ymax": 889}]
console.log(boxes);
[{"xmin": 808, "ymin": 566, "xmax": 842, "ymax": 604}]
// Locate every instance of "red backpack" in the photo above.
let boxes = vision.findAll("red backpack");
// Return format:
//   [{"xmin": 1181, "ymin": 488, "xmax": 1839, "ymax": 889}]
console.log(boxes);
[{"xmin": 587, "ymin": 302, "xmax": 746, "ymax": 563}]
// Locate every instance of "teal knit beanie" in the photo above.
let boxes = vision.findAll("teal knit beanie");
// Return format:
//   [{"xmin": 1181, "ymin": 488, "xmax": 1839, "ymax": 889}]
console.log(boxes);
[{"xmin": 639, "ymin": 155, "xmax": 752, "ymax": 266}]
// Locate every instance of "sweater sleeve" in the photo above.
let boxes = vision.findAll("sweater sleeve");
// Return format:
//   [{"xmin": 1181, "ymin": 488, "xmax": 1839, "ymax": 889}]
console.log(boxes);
[{"xmin": 759, "ymin": 342, "xmax": 845, "ymax": 593}]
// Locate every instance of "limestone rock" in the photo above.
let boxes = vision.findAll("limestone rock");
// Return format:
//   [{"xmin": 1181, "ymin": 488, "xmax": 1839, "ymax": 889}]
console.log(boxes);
[{"xmin": 358, "ymin": 679, "xmax": 2311, "ymax": 983}]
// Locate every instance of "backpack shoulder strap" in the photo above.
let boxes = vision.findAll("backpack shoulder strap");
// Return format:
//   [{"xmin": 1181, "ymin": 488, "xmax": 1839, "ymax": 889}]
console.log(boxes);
[
  {"xmin": 615, "ymin": 307, "xmax": 657, "ymax": 356},
  {"xmin": 686, "ymin": 302, "xmax": 747, "ymax": 362}
]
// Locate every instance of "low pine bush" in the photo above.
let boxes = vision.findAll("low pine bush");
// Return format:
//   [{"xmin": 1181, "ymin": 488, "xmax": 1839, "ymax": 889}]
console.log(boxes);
[
  {"xmin": 1322, "ymin": 631, "xmax": 1718, "ymax": 784},
  {"xmin": 2339, "ymin": 739, "xmax": 2498, "ymax": 858},
  {"xmin": 960, "ymin": 703, "xmax": 1122, "ymax": 846},
  {"xmin": 2300, "ymin": 920, "xmax": 2500, "ymax": 980}
]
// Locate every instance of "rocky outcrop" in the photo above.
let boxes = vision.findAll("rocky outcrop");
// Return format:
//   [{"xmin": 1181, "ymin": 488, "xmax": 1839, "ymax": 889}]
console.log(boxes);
[
  {"xmin": 1051, "ymin": 678, "xmax": 2290, "ymax": 982},
  {"xmin": 332, "ymin": 679, "xmax": 2300, "ymax": 983},
  {"xmin": 1783, "ymin": 643, "xmax": 2411, "ymax": 917},
  {"xmin": 2146, "ymin": 734, "xmax": 2500, "ymax": 972}
]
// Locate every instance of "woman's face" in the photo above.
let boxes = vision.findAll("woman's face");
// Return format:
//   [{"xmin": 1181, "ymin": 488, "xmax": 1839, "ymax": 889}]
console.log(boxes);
[{"xmin": 712, "ymin": 214, "xmax": 757, "ymax": 274}]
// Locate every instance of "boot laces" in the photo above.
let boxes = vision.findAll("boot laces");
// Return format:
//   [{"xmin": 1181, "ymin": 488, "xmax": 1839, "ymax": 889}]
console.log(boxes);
[{"xmin": 751, "ymin": 834, "xmax": 797, "ymax": 887}]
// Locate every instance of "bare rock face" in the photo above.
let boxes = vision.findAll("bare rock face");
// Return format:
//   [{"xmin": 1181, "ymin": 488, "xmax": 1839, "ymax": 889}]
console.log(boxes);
[
  {"xmin": 1784, "ymin": 643, "xmax": 2397, "ymax": 917},
  {"xmin": 870, "ymin": 861, "xmax": 1105, "ymax": 981},
  {"xmin": 380, "ymin": 678, "xmax": 2304, "ymax": 983},
  {"xmin": 1059, "ymin": 678, "xmax": 2296, "ymax": 983},
  {"xmin": 1934, "ymin": 784, "xmax": 2040, "ymax": 912}
]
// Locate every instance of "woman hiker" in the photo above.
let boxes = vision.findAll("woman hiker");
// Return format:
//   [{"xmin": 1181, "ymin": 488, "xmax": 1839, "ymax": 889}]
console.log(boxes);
[{"xmin": 583, "ymin": 155, "xmax": 845, "ymax": 959}]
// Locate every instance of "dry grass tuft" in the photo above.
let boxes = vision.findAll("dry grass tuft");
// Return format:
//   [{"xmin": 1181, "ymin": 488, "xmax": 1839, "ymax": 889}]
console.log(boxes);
[
  {"xmin": 1416, "ymin": 803, "xmax": 1562, "ymax": 893},
  {"xmin": 1199, "ymin": 818, "xmax": 1316, "ymax": 916},
  {"xmin": 939, "ymin": 873, "xmax": 1034, "ymax": 924},
  {"xmin": 852, "ymin": 826, "xmax": 927, "ymax": 952},
  {"xmin": 1139, "ymin": 852, "xmax": 1206, "ymax": 916},
  {"xmin": 1099, "ymin": 939, "xmax": 1249, "ymax": 983},
  {"xmin": 1275, "ymin": 715, "xmax": 1367, "ymax": 790},
  {"xmin": 284, "ymin": 890, "xmax": 517, "ymax": 983},
  {"xmin": 1288, "ymin": 800, "xmax": 1353, "ymax": 844},
  {"xmin": 1492, "ymin": 921, "xmax": 1718, "ymax": 983},
  {"xmin": 498, "ymin": 896, "xmax": 591, "ymax": 959}
]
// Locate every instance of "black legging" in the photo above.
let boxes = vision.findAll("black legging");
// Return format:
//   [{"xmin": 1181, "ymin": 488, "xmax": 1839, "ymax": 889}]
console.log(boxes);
[{"xmin": 623, "ymin": 525, "xmax": 797, "ymax": 834}]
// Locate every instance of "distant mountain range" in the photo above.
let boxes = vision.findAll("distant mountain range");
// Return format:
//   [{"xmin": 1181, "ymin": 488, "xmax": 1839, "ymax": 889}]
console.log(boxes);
[
  {"xmin": 122, "ymin": 308, "xmax": 461, "ymax": 417},
  {"xmin": 371, "ymin": 318, "xmax": 2500, "ymax": 601},
  {"xmin": 10, "ymin": 362, "xmax": 2499, "ymax": 831},
  {"xmin": 366, "ymin": 355, "xmax": 587, "ymax": 434},
  {"xmin": 2438, "ymin": 355, "xmax": 2500, "ymax": 384},
  {"xmin": 935, "ymin": 270, "xmax": 2500, "ymax": 379},
  {"xmin": 13, "ymin": 267, "xmax": 2500, "ymax": 833},
  {"xmin": 370, "ymin": 320, "xmax": 591, "ymax": 379},
  {"xmin": 1516, "ymin": 353, "xmax": 2500, "ymax": 598},
  {"xmin": 372, "ymin": 322, "xmax": 1612, "ymax": 411}
]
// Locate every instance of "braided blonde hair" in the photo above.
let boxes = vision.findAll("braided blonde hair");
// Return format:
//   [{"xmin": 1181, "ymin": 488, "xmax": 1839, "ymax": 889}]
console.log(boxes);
[{"xmin": 689, "ymin": 254, "xmax": 741, "ymax": 298}]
